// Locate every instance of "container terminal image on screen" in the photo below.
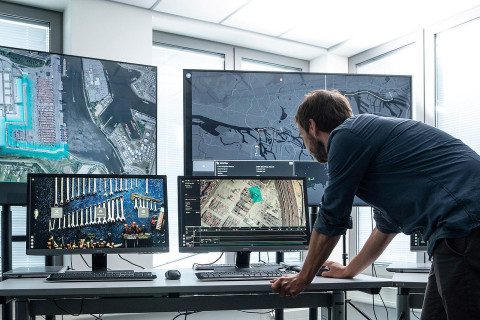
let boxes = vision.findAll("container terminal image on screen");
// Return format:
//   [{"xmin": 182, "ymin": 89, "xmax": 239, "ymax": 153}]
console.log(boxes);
[{"xmin": 0, "ymin": 46, "xmax": 157, "ymax": 183}]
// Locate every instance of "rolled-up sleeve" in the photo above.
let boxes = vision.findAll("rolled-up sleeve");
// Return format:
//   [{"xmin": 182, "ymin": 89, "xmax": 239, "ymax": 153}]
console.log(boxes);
[
  {"xmin": 314, "ymin": 129, "xmax": 376, "ymax": 236},
  {"xmin": 373, "ymin": 208, "xmax": 401, "ymax": 234}
]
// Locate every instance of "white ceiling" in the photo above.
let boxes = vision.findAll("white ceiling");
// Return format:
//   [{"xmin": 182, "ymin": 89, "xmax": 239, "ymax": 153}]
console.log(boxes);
[{"xmin": 4, "ymin": 0, "xmax": 480, "ymax": 59}]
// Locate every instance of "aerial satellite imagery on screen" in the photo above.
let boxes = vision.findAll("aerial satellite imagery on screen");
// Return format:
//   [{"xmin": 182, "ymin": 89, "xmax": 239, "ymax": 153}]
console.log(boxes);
[
  {"xmin": 0, "ymin": 47, "xmax": 157, "ymax": 182},
  {"xmin": 199, "ymin": 179, "xmax": 305, "ymax": 228},
  {"xmin": 190, "ymin": 71, "xmax": 411, "ymax": 204}
]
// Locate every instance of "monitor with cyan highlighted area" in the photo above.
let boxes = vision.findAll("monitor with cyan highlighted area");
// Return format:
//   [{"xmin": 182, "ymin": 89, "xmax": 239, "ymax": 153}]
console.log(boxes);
[
  {"xmin": 26, "ymin": 173, "xmax": 168, "ymax": 271},
  {"xmin": 178, "ymin": 176, "xmax": 309, "ymax": 268},
  {"xmin": 0, "ymin": 45, "xmax": 157, "ymax": 205}
]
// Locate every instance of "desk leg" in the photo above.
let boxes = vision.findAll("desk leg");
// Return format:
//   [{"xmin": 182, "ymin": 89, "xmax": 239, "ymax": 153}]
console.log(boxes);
[
  {"xmin": 309, "ymin": 307, "xmax": 318, "ymax": 320},
  {"xmin": 274, "ymin": 309, "xmax": 284, "ymax": 320},
  {"xmin": 331, "ymin": 291, "xmax": 345, "ymax": 320},
  {"xmin": 15, "ymin": 299, "xmax": 32, "ymax": 320},
  {"xmin": 397, "ymin": 288, "xmax": 410, "ymax": 320},
  {"xmin": 3, "ymin": 301, "xmax": 13, "ymax": 320}
]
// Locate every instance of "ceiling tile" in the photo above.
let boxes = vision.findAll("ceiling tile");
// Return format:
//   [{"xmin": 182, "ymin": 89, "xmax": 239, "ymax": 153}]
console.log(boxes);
[
  {"xmin": 153, "ymin": 0, "xmax": 251, "ymax": 23},
  {"xmin": 221, "ymin": 0, "xmax": 308, "ymax": 36},
  {"xmin": 109, "ymin": 0, "xmax": 158, "ymax": 9}
]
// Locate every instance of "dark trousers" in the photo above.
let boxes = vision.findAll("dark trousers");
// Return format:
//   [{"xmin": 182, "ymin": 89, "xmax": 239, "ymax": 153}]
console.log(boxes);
[{"xmin": 421, "ymin": 226, "xmax": 480, "ymax": 320}]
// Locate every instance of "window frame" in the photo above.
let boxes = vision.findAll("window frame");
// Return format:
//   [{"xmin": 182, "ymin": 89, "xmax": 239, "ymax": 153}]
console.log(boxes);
[
  {"xmin": 0, "ymin": 2, "xmax": 62, "ymax": 52},
  {"xmin": 349, "ymin": 30, "xmax": 424, "ymax": 122},
  {"xmin": 235, "ymin": 47, "xmax": 308, "ymax": 71},
  {"xmin": 424, "ymin": 6, "xmax": 480, "ymax": 127}
]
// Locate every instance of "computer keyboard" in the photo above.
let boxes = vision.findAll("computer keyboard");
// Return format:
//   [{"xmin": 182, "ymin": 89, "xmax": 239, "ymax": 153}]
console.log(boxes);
[
  {"xmin": 46, "ymin": 270, "xmax": 157, "ymax": 282},
  {"xmin": 195, "ymin": 269, "xmax": 296, "ymax": 281},
  {"xmin": 194, "ymin": 263, "xmax": 281, "ymax": 270}
]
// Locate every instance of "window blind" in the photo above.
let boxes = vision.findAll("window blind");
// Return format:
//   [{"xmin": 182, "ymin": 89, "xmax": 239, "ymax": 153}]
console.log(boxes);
[
  {"xmin": 435, "ymin": 17, "xmax": 480, "ymax": 154},
  {"xmin": 0, "ymin": 14, "xmax": 49, "ymax": 52}
]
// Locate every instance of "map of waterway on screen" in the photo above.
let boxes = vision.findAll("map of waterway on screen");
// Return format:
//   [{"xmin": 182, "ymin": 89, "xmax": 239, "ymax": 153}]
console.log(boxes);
[
  {"xmin": 0, "ymin": 47, "xmax": 157, "ymax": 182},
  {"xmin": 191, "ymin": 72, "xmax": 411, "ymax": 162}
]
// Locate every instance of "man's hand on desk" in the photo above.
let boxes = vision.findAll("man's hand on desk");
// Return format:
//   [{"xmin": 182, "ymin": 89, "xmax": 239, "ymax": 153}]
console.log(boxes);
[
  {"xmin": 321, "ymin": 261, "xmax": 354, "ymax": 278},
  {"xmin": 270, "ymin": 274, "xmax": 310, "ymax": 298}
]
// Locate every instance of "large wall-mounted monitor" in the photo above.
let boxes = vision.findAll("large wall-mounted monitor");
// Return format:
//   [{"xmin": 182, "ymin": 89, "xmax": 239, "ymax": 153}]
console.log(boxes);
[
  {"xmin": 0, "ymin": 45, "xmax": 157, "ymax": 204},
  {"xmin": 178, "ymin": 176, "xmax": 309, "ymax": 268},
  {"xmin": 27, "ymin": 173, "xmax": 168, "ymax": 270},
  {"xmin": 183, "ymin": 70, "xmax": 412, "ymax": 206}
]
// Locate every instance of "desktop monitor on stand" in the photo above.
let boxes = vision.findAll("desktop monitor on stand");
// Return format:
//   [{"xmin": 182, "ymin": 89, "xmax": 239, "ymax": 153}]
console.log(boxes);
[
  {"xmin": 178, "ymin": 176, "xmax": 310, "ymax": 269},
  {"xmin": 26, "ymin": 173, "xmax": 169, "ymax": 271},
  {"xmin": 410, "ymin": 231, "xmax": 428, "ymax": 252}
]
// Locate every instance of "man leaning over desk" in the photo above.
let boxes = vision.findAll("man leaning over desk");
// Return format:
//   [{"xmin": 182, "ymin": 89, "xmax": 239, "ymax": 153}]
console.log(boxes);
[{"xmin": 271, "ymin": 89, "xmax": 480, "ymax": 320}]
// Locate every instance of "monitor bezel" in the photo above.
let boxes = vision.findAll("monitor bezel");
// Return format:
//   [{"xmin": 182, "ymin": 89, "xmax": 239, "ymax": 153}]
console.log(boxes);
[
  {"xmin": 26, "ymin": 173, "xmax": 168, "ymax": 256},
  {"xmin": 177, "ymin": 175, "xmax": 310, "ymax": 253},
  {"xmin": 183, "ymin": 69, "xmax": 413, "ymax": 206},
  {"xmin": 0, "ymin": 44, "xmax": 158, "ymax": 206}
]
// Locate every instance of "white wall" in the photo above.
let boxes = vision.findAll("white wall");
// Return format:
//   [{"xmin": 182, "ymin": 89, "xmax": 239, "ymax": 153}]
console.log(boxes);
[
  {"xmin": 62, "ymin": 0, "xmax": 155, "ymax": 270},
  {"xmin": 63, "ymin": 0, "xmax": 152, "ymax": 65},
  {"xmin": 309, "ymin": 53, "xmax": 348, "ymax": 73}
]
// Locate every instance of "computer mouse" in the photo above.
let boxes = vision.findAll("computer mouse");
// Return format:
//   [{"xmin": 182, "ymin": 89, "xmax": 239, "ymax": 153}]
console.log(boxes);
[
  {"xmin": 165, "ymin": 269, "xmax": 181, "ymax": 280},
  {"xmin": 287, "ymin": 265, "xmax": 302, "ymax": 273},
  {"xmin": 316, "ymin": 267, "xmax": 330, "ymax": 276}
]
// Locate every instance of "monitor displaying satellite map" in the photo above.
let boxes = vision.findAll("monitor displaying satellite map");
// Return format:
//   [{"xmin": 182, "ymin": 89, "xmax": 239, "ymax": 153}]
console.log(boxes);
[
  {"xmin": 183, "ymin": 70, "xmax": 412, "ymax": 206},
  {"xmin": 0, "ymin": 46, "xmax": 157, "ymax": 183}
]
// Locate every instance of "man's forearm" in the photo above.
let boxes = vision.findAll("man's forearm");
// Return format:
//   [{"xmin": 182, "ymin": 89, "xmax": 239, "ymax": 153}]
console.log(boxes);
[
  {"xmin": 298, "ymin": 230, "xmax": 341, "ymax": 282},
  {"xmin": 345, "ymin": 227, "xmax": 397, "ymax": 277}
]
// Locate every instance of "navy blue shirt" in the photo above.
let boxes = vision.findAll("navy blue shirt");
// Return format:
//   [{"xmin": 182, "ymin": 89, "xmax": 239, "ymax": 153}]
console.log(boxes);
[{"xmin": 313, "ymin": 114, "xmax": 480, "ymax": 256}]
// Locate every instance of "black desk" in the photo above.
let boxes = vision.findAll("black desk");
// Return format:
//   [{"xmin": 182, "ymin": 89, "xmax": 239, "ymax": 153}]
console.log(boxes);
[{"xmin": 0, "ymin": 268, "xmax": 391, "ymax": 320}]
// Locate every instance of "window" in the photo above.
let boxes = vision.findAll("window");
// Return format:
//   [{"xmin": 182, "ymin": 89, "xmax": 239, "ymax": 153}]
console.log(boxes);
[
  {"xmin": 356, "ymin": 44, "xmax": 416, "ymax": 75},
  {"xmin": 0, "ymin": 14, "xmax": 49, "ymax": 51},
  {"xmin": 435, "ymin": 17, "xmax": 480, "ymax": 154},
  {"xmin": 353, "ymin": 44, "xmax": 418, "ymax": 265},
  {"xmin": 241, "ymin": 58, "xmax": 302, "ymax": 72},
  {"xmin": 0, "ymin": 14, "xmax": 52, "ymax": 271},
  {"xmin": 152, "ymin": 43, "xmax": 225, "ymax": 268}
]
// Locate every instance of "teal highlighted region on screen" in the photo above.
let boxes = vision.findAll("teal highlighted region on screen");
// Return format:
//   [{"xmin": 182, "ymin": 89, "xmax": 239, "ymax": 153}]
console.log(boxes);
[{"xmin": 249, "ymin": 186, "xmax": 263, "ymax": 203}]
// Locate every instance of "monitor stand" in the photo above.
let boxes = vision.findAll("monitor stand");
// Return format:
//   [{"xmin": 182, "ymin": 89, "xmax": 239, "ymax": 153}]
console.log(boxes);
[
  {"xmin": 83, "ymin": 253, "xmax": 134, "ymax": 273},
  {"xmin": 92, "ymin": 253, "xmax": 108, "ymax": 271},
  {"xmin": 235, "ymin": 251, "xmax": 251, "ymax": 268}
]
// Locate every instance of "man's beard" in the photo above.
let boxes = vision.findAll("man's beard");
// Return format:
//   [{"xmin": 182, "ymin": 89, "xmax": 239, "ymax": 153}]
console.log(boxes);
[{"xmin": 310, "ymin": 139, "xmax": 328, "ymax": 164}]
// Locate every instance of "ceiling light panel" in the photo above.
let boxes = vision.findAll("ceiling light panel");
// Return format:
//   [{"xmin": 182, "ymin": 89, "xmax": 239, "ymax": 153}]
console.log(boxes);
[
  {"xmin": 153, "ymin": 0, "xmax": 251, "ymax": 23},
  {"xmin": 222, "ymin": 0, "xmax": 309, "ymax": 36},
  {"xmin": 109, "ymin": 0, "xmax": 158, "ymax": 8}
]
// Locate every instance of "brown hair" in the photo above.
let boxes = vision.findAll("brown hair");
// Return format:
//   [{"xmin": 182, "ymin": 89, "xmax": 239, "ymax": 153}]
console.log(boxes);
[{"xmin": 294, "ymin": 90, "xmax": 353, "ymax": 133}]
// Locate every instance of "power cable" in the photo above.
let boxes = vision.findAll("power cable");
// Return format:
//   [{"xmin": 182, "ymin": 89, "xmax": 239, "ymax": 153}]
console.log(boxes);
[{"xmin": 117, "ymin": 254, "xmax": 145, "ymax": 269}]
